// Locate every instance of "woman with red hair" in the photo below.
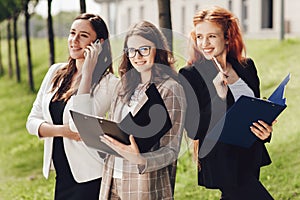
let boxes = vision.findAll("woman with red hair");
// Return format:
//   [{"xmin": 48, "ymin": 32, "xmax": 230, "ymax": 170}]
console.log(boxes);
[{"xmin": 179, "ymin": 6, "xmax": 275, "ymax": 200}]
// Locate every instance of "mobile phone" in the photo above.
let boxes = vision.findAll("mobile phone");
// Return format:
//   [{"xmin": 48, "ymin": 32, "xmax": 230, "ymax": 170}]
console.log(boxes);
[
  {"xmin": 84, "ymin": 39, "xmax": 100, "ymax": 57},
  {"xmin": 86, "ymin": 38, "xmax": 111, "ymax": 96},
  {"xmin": 94, "ymin": 39, "xmax": 100, "ymax": 45}
]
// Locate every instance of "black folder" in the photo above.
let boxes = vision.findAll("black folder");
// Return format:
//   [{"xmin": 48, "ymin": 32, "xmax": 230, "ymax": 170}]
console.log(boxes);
[
  {"xmin": 204, "ymin": 73, "xmax": 290, "ymax": 148},
  {"xmin": 70, "ymin": 83, "xmax": 172, "ymax": 155},
  {"xmin": 70, "ymin": 111, "xmax": 123, "ymax": 156}
]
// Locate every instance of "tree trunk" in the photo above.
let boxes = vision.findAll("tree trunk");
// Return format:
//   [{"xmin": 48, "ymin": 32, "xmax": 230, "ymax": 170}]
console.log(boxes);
[
  {"xmin": 7, "ymin": 19, "xmax": 13, "ymax": 78},
  {"xmin": 80, "ymin": 0, "xmax": 86, "ymax": 13},
  {"xmin": 24, "ymin": 0, "xmax": 34, "ymax": 91},
  {"xmin": 13, "ymin": 14, "xmax": 21, "ymax": 83},
  {"xmin": 47, "ymin": 0, "xmax": 55, "ymax": 66},
  {"xmin": 0, "ymin": 29, "xmax": 4, "ymax": 76},
  {"xmin": 157, "ymin": 0, "xmax": 173, "ymax": 51}
]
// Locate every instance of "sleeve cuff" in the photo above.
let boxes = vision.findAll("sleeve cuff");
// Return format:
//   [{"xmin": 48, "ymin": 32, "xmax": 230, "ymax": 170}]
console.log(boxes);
[
  {"xmin": 137, "ymin": 164, "xmax": 146, "ymax": 174},
  {"xmin": 137, "ymin": 157, "xmax": 148, "ymax": 174}
]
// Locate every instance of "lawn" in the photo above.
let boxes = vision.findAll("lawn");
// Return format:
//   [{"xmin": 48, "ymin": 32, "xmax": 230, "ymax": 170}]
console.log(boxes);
[{"xmin": 0, "ymin": 37, "xmax": 299, "ymax": 199}]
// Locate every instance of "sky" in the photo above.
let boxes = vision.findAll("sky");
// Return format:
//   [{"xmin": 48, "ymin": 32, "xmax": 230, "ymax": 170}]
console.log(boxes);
[{"xmin": 34, "ymin": 0, "xmax": 102, "ymax": 18}]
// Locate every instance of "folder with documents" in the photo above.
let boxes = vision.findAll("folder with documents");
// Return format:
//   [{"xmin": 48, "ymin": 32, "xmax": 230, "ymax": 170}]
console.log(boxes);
[
  {"xmin": 70, "ymin": 83, "xmax": 172, "ymax": 156},
  {"xmin": 205, "ymin": 73, "xmax": 290, "ymax": 148}
]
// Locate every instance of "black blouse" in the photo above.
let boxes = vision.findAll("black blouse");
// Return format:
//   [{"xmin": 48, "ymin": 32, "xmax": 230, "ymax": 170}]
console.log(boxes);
[
  {"xmin": 49, "ymin": 98, "xmax": 101, "ymax": 200},
  {"xmin": 179, "ymin": 58, "xmax": 271, "ymax": 189}
]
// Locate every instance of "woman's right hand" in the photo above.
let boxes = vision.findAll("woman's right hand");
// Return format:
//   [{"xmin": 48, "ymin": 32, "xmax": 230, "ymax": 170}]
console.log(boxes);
[
  {"xmin": 100, "ymin": 134, "xmax": 146, "ymax": 165},
  {"xmin": 81, "ymin": 39, "xmax": 102, "ymax": 78},
  {"xmin": 77, "ymin": 39, "xmax": 103, "ymax": 94},
  {"xmin": 213, "ymin": 71, "xmax": 228, "ymax": 99},
  {"xmin": 38, "ymin": 123, "xmax": 81, "ymax": 141}
]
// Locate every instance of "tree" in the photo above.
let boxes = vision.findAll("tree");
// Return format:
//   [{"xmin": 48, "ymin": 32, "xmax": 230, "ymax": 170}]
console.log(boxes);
[
  {"xmin": 80, "ymin": 0, "xmax": 86, "ymax": 14},
  {"xmin": 0, "ymin": 29, "xmax": 4, "ymax": 76},
  {"xmin": 47, "ymin": 0, "xmax": 55, "ymax": 65},
  {"xmin": 7, "ymin": 19, "xmax": 13, "ymax": 78},
  {"xmin": 11, "ymin": 0, "xmax": 24, "ymax": 83},
  {"xmin": 13, "ymin": 12, "xmax": 21, "ymax": 83},
  {"xmin": 157, "ymin": 0, "xmax": 173, "ymax": 51},
  {"xmin": 0, "ymin": 0, "xmax": 15, "ymax": 78},
  {"xmin": 0, "ymin": 1, "xmax": 9, "ymax": 76},
  {"xmin": 0, "ymin": 0, "xmax": 37, "ymax": 87},
  {"xmin": 23, "ymin": 0, "xmax": 37, "ymax": 91}
]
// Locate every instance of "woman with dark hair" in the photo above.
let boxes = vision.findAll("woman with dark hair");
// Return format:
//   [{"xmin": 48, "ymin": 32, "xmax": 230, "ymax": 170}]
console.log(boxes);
[
  {"xmin": 26, "ymin": 13, "xmax": 117, "ymax": 199},
  {"xmin": 179, "ymin": 6, "xmax": 276, "ymax": 200},
  {"xmin": 75, "ymin": 20, "xmax": 186, "ymax": 199}
]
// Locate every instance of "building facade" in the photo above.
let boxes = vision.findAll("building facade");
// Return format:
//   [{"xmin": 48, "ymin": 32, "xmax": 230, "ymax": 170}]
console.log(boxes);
[{"xmin": 95, "ymin": 0, "xmax": 300, "ymax": 39}]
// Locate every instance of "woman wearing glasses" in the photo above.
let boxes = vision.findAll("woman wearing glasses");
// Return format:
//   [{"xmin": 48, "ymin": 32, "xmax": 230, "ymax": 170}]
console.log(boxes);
[{"xmin": 74, "ymin": 20, "xmax": 186, "ymax": 199}]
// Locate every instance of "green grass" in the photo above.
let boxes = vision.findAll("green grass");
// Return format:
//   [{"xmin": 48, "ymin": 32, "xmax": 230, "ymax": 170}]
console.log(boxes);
[{"xmin": 0, "ymin": 37, "xmax": 299, "ymax": 199}]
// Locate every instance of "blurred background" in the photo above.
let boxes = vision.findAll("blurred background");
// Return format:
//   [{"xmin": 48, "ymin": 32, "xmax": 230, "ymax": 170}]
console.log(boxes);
[{"xmin": 0, "ymin": 0, "xmax": 299, "ymax": 199}]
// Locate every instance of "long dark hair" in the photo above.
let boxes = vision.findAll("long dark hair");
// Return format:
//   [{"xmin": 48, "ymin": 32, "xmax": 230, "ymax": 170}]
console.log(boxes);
[
  {"xmin": 51, "ymin": 13, "xmax": 113, "ymax": 101},
  {"xmin": 118, "ymin": 20, "xmax": 177, "ymax": 103}
]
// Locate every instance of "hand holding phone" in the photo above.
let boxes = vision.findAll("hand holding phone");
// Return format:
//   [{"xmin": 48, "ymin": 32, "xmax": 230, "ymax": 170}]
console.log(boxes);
[
  {"xmin": 81, "ymin": 39, "xmax": 102, "ymax": 80},
  {"xmin": 83, "ymin": 39, "xmax": 102, "ymax": 58}
]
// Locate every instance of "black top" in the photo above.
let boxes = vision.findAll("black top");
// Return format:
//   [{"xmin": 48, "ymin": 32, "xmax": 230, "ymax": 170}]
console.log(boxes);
[
  {"xmin": 179, "ymin": 57, "xmax": 271, "ymax": 189},
  {"xmin": 49, "ymin": 98, "xmax": 101, "ymax": 200},
  {"xmin": 49, "ymin": 99, "xmax": 73, "ymax": 186}
]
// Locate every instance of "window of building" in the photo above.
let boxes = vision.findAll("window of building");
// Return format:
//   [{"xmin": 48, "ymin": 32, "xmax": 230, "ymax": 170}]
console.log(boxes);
[
  {"xmin": 261, "ymin": 0, "xmax": 273, "ymax": 29},
  {"xmin": 127, "ymin": 7, "xmax": 132, "ymax": 28},
  {"xmin": 241, "ymin": 0, "xmax": 248, "ymax": 32},
  {"xmin": 228, "ymin": 0, "xmax": 232, "ymax": 11},
  {"xmin": 140, "ymin": 6, "xmax": 144, "ymax": 19},
  {"xmin": 195, "ymin": 4, "xmax": 199, "ymax": 12},
  {"xmin": 182, "ymin": 6, "xmax": 186, "ymax": 34}
]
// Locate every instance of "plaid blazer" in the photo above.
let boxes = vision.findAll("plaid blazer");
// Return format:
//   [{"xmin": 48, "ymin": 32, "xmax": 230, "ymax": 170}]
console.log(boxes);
[{"xmin": 99, "ymin": 77, "xmax": 186, "ymax": 200}]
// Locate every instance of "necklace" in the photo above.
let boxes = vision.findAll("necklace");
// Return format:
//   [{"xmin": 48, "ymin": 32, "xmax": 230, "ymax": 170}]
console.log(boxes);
[{"xmin": 128, "ymin": 82, "xmax": 150, "ymax": 107}]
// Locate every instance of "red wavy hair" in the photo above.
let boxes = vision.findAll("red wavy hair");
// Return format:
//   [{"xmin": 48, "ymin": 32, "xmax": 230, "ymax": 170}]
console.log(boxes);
[{"xmin": 188, "ymin": 6, "xmax": 247, "ymax": 65}]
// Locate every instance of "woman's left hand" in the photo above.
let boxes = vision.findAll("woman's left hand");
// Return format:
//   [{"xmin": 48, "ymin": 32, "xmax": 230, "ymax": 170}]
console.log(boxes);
[
  {"xmin": 250, "ymin": 120, "xmax": 277, "ymax": 140},
  {"xmin": 100, "ymin": 134, "xmax": 146, "ymax": 165}
]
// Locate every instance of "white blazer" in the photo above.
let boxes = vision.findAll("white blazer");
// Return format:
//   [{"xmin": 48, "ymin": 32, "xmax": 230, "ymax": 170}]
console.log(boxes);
[{"xmin": 26, "ymin": 63, "xmax": 118, "ymax": 182}]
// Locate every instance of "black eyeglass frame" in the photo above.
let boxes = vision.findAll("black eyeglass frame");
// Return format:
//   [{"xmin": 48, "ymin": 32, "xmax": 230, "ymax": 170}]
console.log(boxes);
[{"xmin": 124, "ymin": 46, "xmax": 152, "ymax": 58}]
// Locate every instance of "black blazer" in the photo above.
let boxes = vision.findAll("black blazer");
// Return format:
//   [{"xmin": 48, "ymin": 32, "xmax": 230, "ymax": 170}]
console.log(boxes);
[{"xmin": 179, "ymin": 57, "xmax": 271, "ymax": 189}]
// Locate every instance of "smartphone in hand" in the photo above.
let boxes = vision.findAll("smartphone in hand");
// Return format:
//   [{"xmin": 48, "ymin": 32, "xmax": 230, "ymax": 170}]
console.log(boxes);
[
  {"xmin": 90, "ymin": 38, "xmax": 111, "ymax": 95},
  {"xmin": 84, "ymin": 39, "xmax": 100, "ymax": 57}
]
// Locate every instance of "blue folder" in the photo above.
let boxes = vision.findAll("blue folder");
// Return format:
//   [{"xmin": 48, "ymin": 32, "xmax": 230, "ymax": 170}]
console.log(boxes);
[{"xmin": 205, "ymin": 73, "xmax": 290, "ymax": 148}]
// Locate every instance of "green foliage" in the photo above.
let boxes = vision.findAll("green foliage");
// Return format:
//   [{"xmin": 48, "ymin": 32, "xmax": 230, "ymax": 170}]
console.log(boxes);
[
  {"xmin": 0, "ymin": 38, "xmax": 300, "ymax": 199},
  {"xmin": 0, "ymin": 0, "xmax": 24, "ymax": 21}
]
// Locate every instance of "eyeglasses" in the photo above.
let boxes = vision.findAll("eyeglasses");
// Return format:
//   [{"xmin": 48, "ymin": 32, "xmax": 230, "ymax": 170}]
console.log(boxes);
[{"xmin": 124, "ymin": 46, "xmax": 152, "ymax": 58}]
